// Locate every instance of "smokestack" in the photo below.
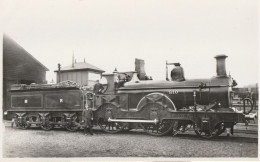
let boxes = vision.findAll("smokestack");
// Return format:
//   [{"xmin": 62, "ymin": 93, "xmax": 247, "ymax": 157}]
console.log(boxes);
[
  {"xmin": 215, "ymin": 55, "xmax": 228, "ymax": 77},
  {"xmin": 135, "ymin": 58, "xmax": 146, "ymax": 80}
]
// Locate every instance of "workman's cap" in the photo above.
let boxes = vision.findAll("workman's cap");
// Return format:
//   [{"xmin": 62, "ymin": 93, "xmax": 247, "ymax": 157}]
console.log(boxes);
[{"xmin": 173, "ymin": 63, "xmax": 181, "ymax": 66}]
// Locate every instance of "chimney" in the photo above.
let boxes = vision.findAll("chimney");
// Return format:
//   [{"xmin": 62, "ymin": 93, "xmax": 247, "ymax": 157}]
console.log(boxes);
[
  {"xmin": 72, "ymin": 53, "xmax": 75, "ymax": 67},
  {"xmin": 135, "ymin": 58, "xmax": 146, "ymax": 80},
  {"xmin": 215, "ymin": 55, "xmax": 228, "ymax": 77},
  {"xmin": 57, "ymin": 63, "xmax": 61, "ymax": 83}
]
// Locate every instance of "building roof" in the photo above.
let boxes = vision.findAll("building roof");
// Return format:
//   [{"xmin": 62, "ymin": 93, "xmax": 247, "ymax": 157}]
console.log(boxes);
[
  {"xmin": 55, "ymin": 62, "xmax": 105, "ymax": 73},
  {"xmin": 3, "ymin": 34, "xmax": 49, "ymax": 71}
]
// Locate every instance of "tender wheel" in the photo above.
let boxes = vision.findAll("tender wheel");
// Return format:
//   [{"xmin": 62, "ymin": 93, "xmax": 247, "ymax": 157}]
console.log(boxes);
[
  {"xmin": 17, "ymin": 122, "xmax": 31, "ymax": 129},
  {"xmin": 98, "ymin": 118, "xmax": 126, "ymax": 133},
  {"xmin": 194, "ymin": 123, "xmax": 224, "ymax": 139},
  {"xmin": 40, "ymin": 116, "xmax": 53, "ymax": 131},
  {"xmin": 65, "ymin": 116, "xmax": 80, "ymax": 132},
  {"xmin": 41, "ymin": 124, "xmax": 53, "ymax": 131},
  {"xmin": 141, "ymin": 119, "xmax": 175, "ymax": 136},
  {"xmin": 16, "ymin": 116, "xmax": 31, "ymax": 129}
]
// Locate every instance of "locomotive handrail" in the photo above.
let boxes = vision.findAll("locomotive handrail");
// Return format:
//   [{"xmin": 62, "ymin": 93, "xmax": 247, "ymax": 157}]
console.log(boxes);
[
  {"xmin": 242, "ymin": 98, "xmax": 254, "ymax": 115},
  {"xmin": 118, "ymin": 84, "xmax": 232, "ymax": 91}
]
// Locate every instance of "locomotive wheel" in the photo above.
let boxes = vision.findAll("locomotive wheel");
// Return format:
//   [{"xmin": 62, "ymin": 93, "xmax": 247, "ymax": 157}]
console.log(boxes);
[
  {"xmin": 40, "ymin": 116, "xmax": 53, "ymax": 131},
  {"xmin": 98, "ymin": 118, "xmax": 126, "ymax": 133},
  {"xmin": 41, "ymin": 124, "xmax": 54, "ymax": 131},
  {"xmin": 122, "ymin": 123, "xmax": 132, "ymax": 132},
  {"xmin": 194, "ymin": 123, "xmax": 224, "ymax": 139},
  {"xmin": 139, "ymin": 101, "xmax": 175, "ymax": 136},
  {"xmin": 65, "ymin": 116, "xmax": 80, "ymax": 132},
  {"xmin": 16, "ymin": 116, "xmax": 31, "ymax": 129},
  {"xmin": 141, "ymin": 119, "xmax": 175, "ymax": 136},
  {"xmin": 97, "ymin": 103, "xmax": 126, "ymax": 133},
  {"xmin": 17, "ymin": 121, "xmax": 31, "ymax": 129},
  {"xmin": 65, "ymin": 124, "xmax": 80, "ymax": 132}
]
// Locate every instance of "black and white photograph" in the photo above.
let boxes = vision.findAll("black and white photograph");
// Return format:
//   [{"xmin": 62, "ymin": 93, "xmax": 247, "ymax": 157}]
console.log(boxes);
[{"xmin": 1, "ymin": 0, "xmax": 259, "ymax": 160}]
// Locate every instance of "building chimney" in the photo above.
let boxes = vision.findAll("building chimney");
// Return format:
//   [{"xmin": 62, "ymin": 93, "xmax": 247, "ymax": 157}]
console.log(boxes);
[
  {"xmin": 72, "ymin": 53, "xmax": 75, "ymax": 67},
  {"xmin": 214, "ymin": 55, "xmax": 228, "ymax": 77},
  {"xmin": 58, "ymin": 63, "xmax": 61, "ymax": 83}
]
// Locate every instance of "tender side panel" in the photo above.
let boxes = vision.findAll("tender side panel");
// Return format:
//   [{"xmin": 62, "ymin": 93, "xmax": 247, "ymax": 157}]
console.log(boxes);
[
  {"xmin": 9, "ymin": 89, "xmax": 82, "ymax": 111},
  {"xmin": 45, "ymin": 91, "xmax": 81, "ymax": 109},
  {"xmin": 11, "ymin": 94, "xmax": 43, "ymax": 108}
]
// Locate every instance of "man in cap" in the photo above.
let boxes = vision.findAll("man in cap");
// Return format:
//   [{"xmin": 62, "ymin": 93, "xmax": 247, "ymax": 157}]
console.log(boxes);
[
  {"xmin": 93, "ymin": 80, "xmax": 104, "ymax": 95},
  {"xmin": 82, "ymin": 104, "xmax": 94, "ymax": 135}
]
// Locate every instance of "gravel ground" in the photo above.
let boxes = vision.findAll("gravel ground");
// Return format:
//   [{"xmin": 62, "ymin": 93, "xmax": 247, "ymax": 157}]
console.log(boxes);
[{"xmin": 2, "ymin": 120, "xmax": 258, "ymax": 158}]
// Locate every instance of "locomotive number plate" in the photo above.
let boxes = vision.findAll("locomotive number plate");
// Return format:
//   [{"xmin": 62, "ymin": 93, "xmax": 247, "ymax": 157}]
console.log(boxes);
[{"xmin": 169, "ymin": 90, "xmax": 178, "ymax": 94}]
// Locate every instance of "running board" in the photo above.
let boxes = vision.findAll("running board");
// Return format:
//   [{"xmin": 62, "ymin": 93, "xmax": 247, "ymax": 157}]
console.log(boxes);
[{"xmin": 108, "ymin": 118, "xmax": 159, "ymax": 124}]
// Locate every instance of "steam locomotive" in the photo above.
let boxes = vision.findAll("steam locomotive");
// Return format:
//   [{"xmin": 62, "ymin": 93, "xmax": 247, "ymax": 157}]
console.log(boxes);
[{"xmin": 4, "ymin": 55, "xmax": 253, "ymax": 139}]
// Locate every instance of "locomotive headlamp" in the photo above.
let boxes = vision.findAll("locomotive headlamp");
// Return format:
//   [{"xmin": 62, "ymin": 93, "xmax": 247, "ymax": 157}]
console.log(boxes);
[{"xmin": 4, "ymin": 111, "xmax": 7, "ymax": 115}]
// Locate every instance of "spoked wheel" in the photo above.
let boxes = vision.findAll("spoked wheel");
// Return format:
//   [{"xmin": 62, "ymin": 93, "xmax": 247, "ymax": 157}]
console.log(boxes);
[
  {"xmin": 141, "ymin": 120, "xmax": 175, "ymax": 136},
  {"xmin": 41, "ymin": 123, "xmax": 54, "ymax": 131},
  {"xmin": 16, "ymin": 116, "xmax": 31, "ymax": 129},
  {"xmin": 98, "ymin": 118, "xmax": 126, "ymax": 133},
  {"xmin": 17, "ymin": 121, "xmax": 31, "ymax": 129},
  {"xmin": 194, "ymin": 123, "xmax": 224, "ymax": 139},
  {"xmin": 65, "ymin": 116, "xmax": 80, "ymax": 132},
  {"xmin": 40, "ymin": 117, "xmax": 53, "ymax": 131},
  {"xmin": 138, "ymin": 99, "xmax": 176, "ymax": 136}
]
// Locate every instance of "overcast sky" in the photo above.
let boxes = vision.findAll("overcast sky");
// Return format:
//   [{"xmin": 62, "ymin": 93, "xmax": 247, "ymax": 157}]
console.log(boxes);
[{"xmin": 2, "ymin": 0, "xmax": 259, "ymax": 86}]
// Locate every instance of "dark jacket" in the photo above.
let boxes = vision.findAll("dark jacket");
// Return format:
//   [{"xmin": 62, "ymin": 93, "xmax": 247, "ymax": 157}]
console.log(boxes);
[
  {"xmin": 82, "ymin": 109, "xmax": 93, "ymax": 127},
  {"xmin": 93, "ymin": 82, "xmax": 104, "ymax": 94}
]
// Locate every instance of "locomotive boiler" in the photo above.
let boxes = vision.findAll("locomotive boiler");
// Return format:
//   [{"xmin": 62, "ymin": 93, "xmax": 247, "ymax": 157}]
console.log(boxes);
[{"xmin": 5, "ymin": 55, "xmax": 253, "ymax": 139}]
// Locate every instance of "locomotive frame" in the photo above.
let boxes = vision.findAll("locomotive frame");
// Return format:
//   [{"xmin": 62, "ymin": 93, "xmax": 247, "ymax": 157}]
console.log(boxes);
[{"xmin": 4, "ymin": 55, "xmax": 253, "ymax": 139}]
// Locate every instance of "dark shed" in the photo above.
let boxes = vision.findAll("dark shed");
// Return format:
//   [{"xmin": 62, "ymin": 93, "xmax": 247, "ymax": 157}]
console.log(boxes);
[{"xmin": 3, "ymin": 34, "xmax": 49, "ymax": 117}]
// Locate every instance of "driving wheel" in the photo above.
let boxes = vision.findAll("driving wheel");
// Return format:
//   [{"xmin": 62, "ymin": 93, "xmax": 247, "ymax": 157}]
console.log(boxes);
[
  {"xmin": 98, "ymin": 118, "xmax": 126, "ymax": 133},
  {"xmin": 141, "ymin": 119, "xmax": 175, "ymax": 136}
]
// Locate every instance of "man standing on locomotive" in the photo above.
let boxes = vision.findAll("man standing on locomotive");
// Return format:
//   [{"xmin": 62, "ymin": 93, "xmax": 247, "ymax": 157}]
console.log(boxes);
[
  {"xmin": 93, "ymin": 80, "xmax": 104, "ymax": 95},
  {"xmin": 82, "ymin": 104, "xmax": 94, "ymax": 135}
]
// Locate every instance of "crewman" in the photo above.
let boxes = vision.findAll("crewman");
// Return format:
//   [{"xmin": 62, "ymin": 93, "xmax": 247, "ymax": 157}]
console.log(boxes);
[
  {"xmin": 93, "ymin": 80, "xmax": 104, "ymax": 95},
  {"xmin": 82, "ymin": 104, "xmax": 94, "ymax": 135},
  {"xmin": 252, "ymin": 92, "xmax": 257, "ymax": 109}
]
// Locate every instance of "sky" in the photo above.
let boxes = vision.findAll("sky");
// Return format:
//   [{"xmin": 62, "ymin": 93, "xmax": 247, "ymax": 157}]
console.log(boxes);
[{"xmin": 1, "ymin": 0, "xmax": 259, "ymax": 87}]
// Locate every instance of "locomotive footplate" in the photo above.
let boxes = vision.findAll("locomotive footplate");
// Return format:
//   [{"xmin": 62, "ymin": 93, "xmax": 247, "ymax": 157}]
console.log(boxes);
[{"xmin": 108, "ymin": 110, "xmax": 244, "ymax": 130}]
